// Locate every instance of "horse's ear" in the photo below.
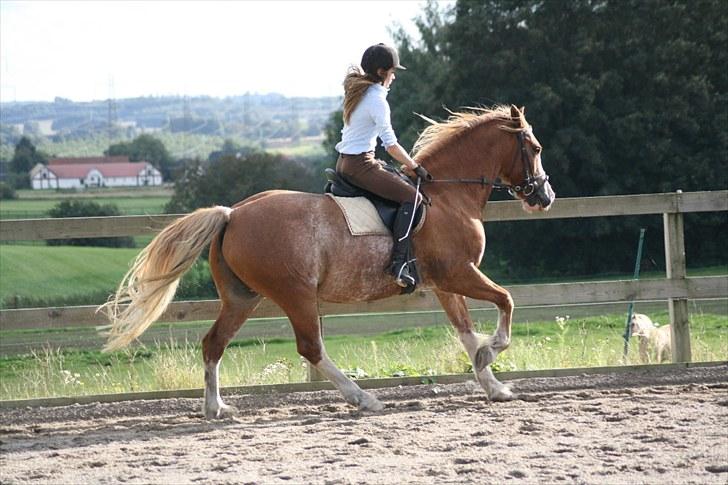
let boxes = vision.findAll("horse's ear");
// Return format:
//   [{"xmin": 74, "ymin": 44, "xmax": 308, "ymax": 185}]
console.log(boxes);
[
  {"xmin": 520, "ymin": 106, "xmax": 526, "ymax": 115},
  {"xmin": 510, "ymin": 104, "xmax": 520, "ymax": 119}
]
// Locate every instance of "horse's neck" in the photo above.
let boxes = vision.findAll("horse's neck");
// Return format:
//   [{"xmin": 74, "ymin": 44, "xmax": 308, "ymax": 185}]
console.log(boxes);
[{"xmin": 420, "ymin": 128, "xmax": 504, "ymax": 215}]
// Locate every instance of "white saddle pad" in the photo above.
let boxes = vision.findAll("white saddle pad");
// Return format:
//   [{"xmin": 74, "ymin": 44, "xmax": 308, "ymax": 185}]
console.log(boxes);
[{"xmin": 326, "ymin": 193, "xmax": 426, "ymax": 237}]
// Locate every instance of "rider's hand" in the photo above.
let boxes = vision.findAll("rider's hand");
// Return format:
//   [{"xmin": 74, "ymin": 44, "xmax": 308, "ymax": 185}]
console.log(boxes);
[{"xmin": 414, "ymin": 165, "xmax": 433, "ymax": 182}]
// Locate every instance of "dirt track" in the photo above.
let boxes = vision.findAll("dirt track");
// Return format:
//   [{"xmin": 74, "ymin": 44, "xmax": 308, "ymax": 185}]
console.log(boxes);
[{"xmin": 1, "ymin": 365, "xmax": 727, "ymax": 484}]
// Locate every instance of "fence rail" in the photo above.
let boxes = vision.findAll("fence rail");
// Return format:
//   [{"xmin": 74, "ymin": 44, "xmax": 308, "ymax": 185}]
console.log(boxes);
[
  {"xmin": 1, "ymin": 190, "xmax": 726, "ymax": 364},
  {"xmin": 1, "ymin": 190, "xmax": 725, "ymax": 241},
  {"xmin": 1, "ymin": 277, "xmax": 725, "ymax": 331}
]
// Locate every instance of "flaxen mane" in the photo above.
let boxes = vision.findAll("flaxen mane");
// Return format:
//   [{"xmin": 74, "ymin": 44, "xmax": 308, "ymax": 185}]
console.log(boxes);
[{"xmin": 412, "ymin": 105, "xmax": 528, "ymax": 161}]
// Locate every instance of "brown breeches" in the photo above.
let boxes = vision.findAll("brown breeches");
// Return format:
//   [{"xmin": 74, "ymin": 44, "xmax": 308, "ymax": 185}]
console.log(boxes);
[{"xmin": 336, "ymin": 152, "xmax": 417, "ymax": 204}]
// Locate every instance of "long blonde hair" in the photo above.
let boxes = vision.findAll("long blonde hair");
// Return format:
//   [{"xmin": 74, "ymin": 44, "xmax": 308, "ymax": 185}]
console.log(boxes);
[{"xmin": 342, "ymin": 65, "xmax": 381, "ymax": 123}]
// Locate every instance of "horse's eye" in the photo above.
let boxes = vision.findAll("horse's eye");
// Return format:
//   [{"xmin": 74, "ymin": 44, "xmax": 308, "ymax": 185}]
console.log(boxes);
[{"xmin": 533, "ymin": 145, "xmax": 542, "ymax": 154}]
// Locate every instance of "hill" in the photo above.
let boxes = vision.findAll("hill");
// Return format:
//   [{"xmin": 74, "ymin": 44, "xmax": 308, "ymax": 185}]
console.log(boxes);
[{"xmin": 0, "ymin": 93, "xmax": 340, "ymax": 160}]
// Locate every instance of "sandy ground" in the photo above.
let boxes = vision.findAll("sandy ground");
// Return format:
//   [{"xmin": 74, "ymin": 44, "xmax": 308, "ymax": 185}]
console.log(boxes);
[{"xmin": 1, "ymin": 365, "xmax": 727, "ymax": 485}]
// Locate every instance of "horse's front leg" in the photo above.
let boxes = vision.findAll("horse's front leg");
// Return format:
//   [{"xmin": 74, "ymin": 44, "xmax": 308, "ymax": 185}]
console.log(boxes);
[{"xmin": 434, "ymin": 268, "xmax": 515, "ymax": 401}]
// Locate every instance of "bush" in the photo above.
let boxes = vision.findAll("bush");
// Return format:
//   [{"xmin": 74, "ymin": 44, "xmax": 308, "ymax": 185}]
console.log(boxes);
[
  {"xmin": 0, "ymin": 182, "xmax": 17, "ymax": 200},
  {"xmin": 46, "ymin": 200, "xmax": 135, "ymax": 247},
  {"xmin": 176, "ymin": 259, "xmax": 217, "ymax": 300},
  {"xmin": 166, "ymin": 151, "xmax": 321, "ymax": 213}
]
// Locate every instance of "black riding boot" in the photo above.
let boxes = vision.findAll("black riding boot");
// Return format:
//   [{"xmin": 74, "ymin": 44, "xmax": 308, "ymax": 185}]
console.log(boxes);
[{"xmin": 389, "ymin": 202, "xmax": 418, "ymax": 289}]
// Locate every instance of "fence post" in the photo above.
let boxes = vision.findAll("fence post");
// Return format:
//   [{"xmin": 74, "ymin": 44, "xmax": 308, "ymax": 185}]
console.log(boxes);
[
  {"xmin": 663, "ymin": 190, "xmax": 691, "ymax": 362},
  {"xmin": 306, "ymin": 316, "xmax": 326, "ymax": 382}
]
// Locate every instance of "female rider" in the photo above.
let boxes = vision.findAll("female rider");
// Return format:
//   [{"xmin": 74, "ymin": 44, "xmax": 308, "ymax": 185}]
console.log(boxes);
[{"xmin": 335, "ymin": 43, "xmax": 431, "ymax": 288}]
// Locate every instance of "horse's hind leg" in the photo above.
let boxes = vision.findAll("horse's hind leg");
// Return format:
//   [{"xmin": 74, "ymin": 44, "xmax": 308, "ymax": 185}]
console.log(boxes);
[
  {"xmin": 435, "ymin": 288, "xmax": 514, "ymax": 401},
  {"xmin": 201, "ymin": 233, "xmax": 261, "ymax": 419},
  {"xmin": 281, "ymin": 295, "xmax": 384, "ymax": 411}
]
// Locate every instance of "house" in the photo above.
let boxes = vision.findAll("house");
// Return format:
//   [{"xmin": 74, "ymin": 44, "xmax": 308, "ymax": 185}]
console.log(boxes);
[{"xmin": 30, "ymin": 156, "xmax": 163, "ymax": 189}]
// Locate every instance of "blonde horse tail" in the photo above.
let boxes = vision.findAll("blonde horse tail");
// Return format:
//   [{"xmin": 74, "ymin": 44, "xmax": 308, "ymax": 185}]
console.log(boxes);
[{"xmin": 99, "ymin": 205, "xmax": 233, "ymax": 352}]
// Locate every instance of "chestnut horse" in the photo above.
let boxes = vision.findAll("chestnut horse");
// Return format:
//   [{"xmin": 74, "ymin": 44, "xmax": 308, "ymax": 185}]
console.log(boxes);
[{"xmin": 101, "ymin": 105, "xmax": 555, "ymax": 418}]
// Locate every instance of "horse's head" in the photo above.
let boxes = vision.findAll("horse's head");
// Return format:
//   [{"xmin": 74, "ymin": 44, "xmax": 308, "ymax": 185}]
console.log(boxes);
[
  {"xmin": 499, "ymin": 105, "xmax": 555, "ymax": 213},
  {"xmin": 412, "ymin": 105, "xmax": 555, "ymax": 212}
]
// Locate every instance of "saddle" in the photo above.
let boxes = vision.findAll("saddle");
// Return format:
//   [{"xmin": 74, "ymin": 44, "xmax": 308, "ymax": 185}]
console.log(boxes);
[{"xmin": 323, "ymin": 167, "xmax": 425, "ymax": 232}]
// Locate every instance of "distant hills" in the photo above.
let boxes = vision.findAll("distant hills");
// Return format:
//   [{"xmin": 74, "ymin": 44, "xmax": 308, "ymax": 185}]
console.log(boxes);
[{"xmin": 0, "ymin": 93, "xmax": 342, "ymax": 148}]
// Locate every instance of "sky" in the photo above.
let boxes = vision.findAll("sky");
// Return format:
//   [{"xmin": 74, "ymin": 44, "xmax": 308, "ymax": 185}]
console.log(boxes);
[{"xmin": 0, "ymin": 0, "xmax": 445, "ymax": 103}]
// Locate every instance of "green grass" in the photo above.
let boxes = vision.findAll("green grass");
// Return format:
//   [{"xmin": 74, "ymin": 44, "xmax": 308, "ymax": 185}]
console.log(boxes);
[
  {"xmin": 0, "ymin": 245, "xmax": 139, "ymax": 308},
  {"xmin": 0, "ymin": 312, "xmax": 725, "ymax": 401},
  {"xmin": 0, "ymin": 244, "xmax": 216, "ymax": 309}
]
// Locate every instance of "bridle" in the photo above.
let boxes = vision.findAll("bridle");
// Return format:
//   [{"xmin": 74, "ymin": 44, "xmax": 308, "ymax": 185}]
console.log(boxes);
[{"xmin": 424, "ymin": 128, "xmax": 550, "ymax": 200}]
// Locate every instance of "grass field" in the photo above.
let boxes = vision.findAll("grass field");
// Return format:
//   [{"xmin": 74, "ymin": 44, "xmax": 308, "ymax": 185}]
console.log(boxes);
[
  {"xmin": 0, "ymin": 244, "xmax": 217, "ymax": 309},
  {"xmin": 0, "ymin": 311, "xmax": 724, "ymax": 401},
  {"xmin": 0, "ymin": 245, "xmax": 140, "ymax": 309}
]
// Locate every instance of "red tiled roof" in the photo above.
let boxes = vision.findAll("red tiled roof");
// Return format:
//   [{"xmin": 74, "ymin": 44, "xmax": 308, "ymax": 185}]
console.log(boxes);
[
  {"xmin": 49, "ymin": 156, "xmax": 131, "ymax": 165},
  {"xmin": 48, "ymin": 162, "xmax": 154, "ymax": 179}
]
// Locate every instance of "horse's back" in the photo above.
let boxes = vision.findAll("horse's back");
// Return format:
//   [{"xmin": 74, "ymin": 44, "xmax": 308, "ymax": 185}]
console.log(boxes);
[{"xmin": 221, "ymin": 190, "xmax": 398, "ymax": 302}]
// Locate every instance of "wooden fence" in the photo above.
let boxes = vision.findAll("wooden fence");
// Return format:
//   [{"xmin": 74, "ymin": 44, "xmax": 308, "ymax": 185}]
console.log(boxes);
[{"xmin": 1, "ymin": 190, "xmax": 726, "ymax": 365}]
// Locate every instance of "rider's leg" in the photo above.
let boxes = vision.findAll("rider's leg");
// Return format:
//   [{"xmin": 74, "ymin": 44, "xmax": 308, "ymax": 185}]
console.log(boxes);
[
  {"xmin": 390, "ymin": 202, "xmax": 417, "ymax": 287},
  {"xmin": 336, "ymin": 153, "xmax": 421, "ymax": 288}
]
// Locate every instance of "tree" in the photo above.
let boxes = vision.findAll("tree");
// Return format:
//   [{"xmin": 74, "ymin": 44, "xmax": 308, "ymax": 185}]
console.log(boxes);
[
  {"xmin": 208, "ymin": 139, "xmax": 256, "ymax": 163},
  {"xmin": 10, "ymin": 136, "xmax": 47, "ymax": 188},
  {"xmin": 166, "ymin": 151, "xmax": 321, "ymax": 213},
  {"xmin": 322, "ymin": 110, "xmax": 343, "ymax": 166},
  {"xmin": 106, "ymin": 134, "xmax": 174, "ymax": 180}
]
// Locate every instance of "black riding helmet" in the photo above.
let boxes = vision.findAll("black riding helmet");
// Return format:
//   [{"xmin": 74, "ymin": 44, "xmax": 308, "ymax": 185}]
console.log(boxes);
[{"xmin": 361, "ymin": 43, "xmax": 407, "ymax": 77}]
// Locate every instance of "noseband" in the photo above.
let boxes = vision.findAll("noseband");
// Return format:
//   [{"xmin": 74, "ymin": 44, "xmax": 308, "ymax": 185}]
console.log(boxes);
[{"xmin": 425, "ymin": 129, "xmax": 549, "ymax": 200}]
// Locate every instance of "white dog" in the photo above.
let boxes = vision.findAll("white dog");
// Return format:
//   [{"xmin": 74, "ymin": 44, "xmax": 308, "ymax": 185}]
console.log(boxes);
[{"xmin": 630, "ymin": 313, "xmax": 672, "ymax": 364}]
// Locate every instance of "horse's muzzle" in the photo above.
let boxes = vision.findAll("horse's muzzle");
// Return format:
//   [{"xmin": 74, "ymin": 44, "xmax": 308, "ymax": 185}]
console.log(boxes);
[{"xmin": 525, "ymin": 179, "xmax": 555, "ymax": 210}]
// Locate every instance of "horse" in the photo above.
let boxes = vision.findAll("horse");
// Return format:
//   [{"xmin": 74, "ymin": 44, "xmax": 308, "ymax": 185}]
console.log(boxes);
[{"xmin": 100, "ymin": 104, "xmax": 555, "ymax": 419}]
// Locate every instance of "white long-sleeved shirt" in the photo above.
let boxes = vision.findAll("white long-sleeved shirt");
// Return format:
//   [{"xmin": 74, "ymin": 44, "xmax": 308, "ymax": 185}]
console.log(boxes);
[{"xmin": 335, "ymin": 84, "xmax": 397, "ymax": 155}]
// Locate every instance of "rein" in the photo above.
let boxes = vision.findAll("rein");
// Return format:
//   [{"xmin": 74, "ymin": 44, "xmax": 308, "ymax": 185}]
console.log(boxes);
[{"xmin": 427, "ymin": 176, "xmax": 513, "ymax": 190}]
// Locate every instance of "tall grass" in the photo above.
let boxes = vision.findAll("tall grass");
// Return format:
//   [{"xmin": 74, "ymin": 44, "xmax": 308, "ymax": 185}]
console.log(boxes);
[{"xmin": 1, "ymin": 313, "xmax": 724, "ymax": 401}]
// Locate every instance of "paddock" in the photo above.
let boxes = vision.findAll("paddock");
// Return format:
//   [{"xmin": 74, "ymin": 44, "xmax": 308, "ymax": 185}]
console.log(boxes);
[
  {"xmin": 1, "ymin": 364, "xmax": 726, "ymax": 484},
  {"xmin": 1, "ymin": 191, "xmax": 726, "ymax": 483}
]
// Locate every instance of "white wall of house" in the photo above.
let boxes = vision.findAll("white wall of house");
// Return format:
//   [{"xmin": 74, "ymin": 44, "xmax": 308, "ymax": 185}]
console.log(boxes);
[
  {"xmin": 57, "ymin": 177, "xmax": 83, "ymax": 189},
  {"xmin": 31, "ymin": 167, "xmax": 60, "ymax": 190}
]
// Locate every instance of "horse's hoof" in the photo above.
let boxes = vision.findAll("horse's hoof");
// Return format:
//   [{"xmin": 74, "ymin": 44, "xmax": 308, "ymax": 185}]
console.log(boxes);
[
  {"xmin": 489, "ymin": 385, "xmax": 516, "ymax": 402},
  {"xmin": 358, "ymin": 392, "xmax": 385, "ymax": 412},
  {"xmin": 203, "ymin": 403, "xmax": 238, "ymax": 420}
]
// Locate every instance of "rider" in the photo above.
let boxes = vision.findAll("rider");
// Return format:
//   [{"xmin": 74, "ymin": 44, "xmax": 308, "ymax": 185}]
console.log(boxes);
[{"xmin": 335, "ymin": 43, "xmax": 431, "ymax": 288}]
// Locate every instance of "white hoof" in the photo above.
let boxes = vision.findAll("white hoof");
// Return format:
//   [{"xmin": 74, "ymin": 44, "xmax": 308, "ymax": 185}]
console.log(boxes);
[
  {"xmin": 203, "ymin": 402, "xmax": 238, "ymax": 420},
  {"xmin": 358, "ymin": 391, "xmax": 385, "ymax": 412},
  {"xmin": 488, "ymin": 383, "xmax": 516, "ymax": 402}
]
